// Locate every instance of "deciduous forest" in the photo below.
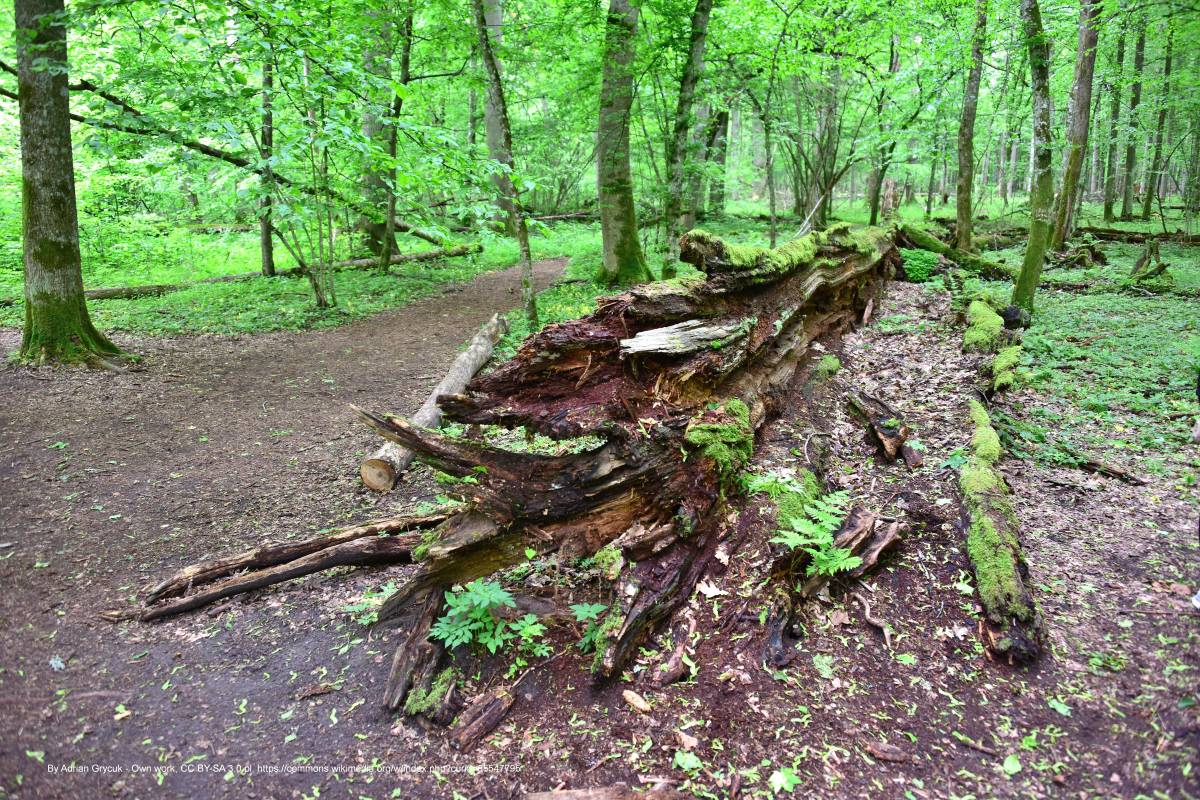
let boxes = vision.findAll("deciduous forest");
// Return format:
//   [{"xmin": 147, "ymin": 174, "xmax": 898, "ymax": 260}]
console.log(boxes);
[{"xmin": 0, "ymin": 0, "xmax": 1197, "ymax": 796}]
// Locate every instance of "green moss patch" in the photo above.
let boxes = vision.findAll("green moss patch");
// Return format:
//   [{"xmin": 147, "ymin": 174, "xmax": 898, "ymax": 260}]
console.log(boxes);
[
  {"xmin": 403, "ymin": 667, "xmax": 459, "ymax": 716},
  {"xmin": 989, "ymin": 345, "xmax": 1022, "ymax": 392},
  {"xmin": 684, "ymin": 399, "xmax": 753, "ymax": 482},
  {"xmin": 962, "ymin": 300, "xmax": 1004, "ymax": 353},
  {"xmin": 814, "ymin": 354, "xmax": 841, "ymax": 379},
  {"xmin": 967, "ymin": 400, "xmax": 1002, "ymax": 464}
]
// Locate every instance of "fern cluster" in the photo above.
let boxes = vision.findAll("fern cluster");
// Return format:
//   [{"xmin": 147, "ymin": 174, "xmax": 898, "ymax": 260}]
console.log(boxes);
[{"xmin": 770, "ymin": 490, "xmax": 862, "ymax": 578}]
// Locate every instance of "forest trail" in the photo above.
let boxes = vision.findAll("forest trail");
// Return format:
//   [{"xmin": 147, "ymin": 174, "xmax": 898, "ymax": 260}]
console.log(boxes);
[{"xmin": 0, "ymin": 259, "xmax": 566, "ymax": 797}]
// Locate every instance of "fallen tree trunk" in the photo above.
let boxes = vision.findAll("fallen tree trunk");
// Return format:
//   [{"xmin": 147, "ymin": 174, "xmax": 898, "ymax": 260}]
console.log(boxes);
[
  {"xmin": 351, "ymin": 223, "xmax": 898, "ymax": 710},
  {"xmin": 1072, "ymin": 226, "xmax": 1200, "ymax": 244},
  {"xmin": 1, "ymin": 245, "xmax": 483, "ymax": 307},
  {"xmin": 898, "ymin": 224, "xmax": 1017, "ymax": 281},
  {"xmin": 360, "ymin": 312, "xmax": 509, "ymax": 492}
]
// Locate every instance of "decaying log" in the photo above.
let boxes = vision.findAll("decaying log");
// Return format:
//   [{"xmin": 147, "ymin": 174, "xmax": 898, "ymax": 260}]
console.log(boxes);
[
  {"xmin": 449, "ymin": 684, "xmax": 516, "ymax": 750},
  {"xmin": 360, "ymin": 313, "xmax": 509, "ymax": 492},
  {"xmin": 1129, "ymin": 239, "xmax": 1169, "ymax": 282},
  {"xmin": 846, "ymin": 390, "xmax": 909, "ymax": 463},
  {"xmin": 0, "ymin": 245, "xmax": 484, "ymax": 308},
  {"xmin": 897, "ymin": 224, "xmax": 1017, "ymax": 281},
  {"xmin": 352, "ymin": 223, "xmax": 898, "ymax": 693},
  {"xmin": 525, "ymin": 785, "xmax": 685, "ymax": 800},
  {"xmin": 108, "ymin": 511, "xmax": 450, "ymax": 622},
  {"xmin": 1072, "ymin": 226, "xmax": 1200, "ymax": 245}
]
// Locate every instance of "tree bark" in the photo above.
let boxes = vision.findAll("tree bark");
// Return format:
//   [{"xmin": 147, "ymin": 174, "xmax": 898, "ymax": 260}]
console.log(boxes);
[
  {"xmin": 358, "ymin": 5, "xmax": 397, "ymax": 255},
  {"xmin": 707, "ymin": 109, "xmax": 729, "ymax": 215},
  {"xmin": 1119, "ymin": 20, "xmax": 1146, "ymax": 219},
  {"xmin": 1139, "ymin": 29, "xmax": 1172, "ymax": 221},
  {"xmin": 1049, "ymin": 0, "xmax": 1100, "ymax": 249},
  {"xmin": 955, "ymin": 0, "xmax": 988, "ymax": 251},
  {"xmin": 661, "ymin": 0, "xmax": 714, "ymax": 279},
  {"xmin": 471, "ymin": 0, "xmax": 537, "ymax": 324},
  {"xmin": 1011, "ymin": 0, "xmax": 1054, "ymax": 313},
  {"xmin": 15, "ymin": 0, "xmax": 122, "ymax": 366},
  {"xmin": 361, "ymin": 312, "xmax": 508, "ymax": 492},
  {"xmin": 1102, "ymin": 25, "xmax": 1125, "ymax": 222},
  {"xmin": 259, "ymin": 55, "xmax": 276, "ymax": 277},
  {"xmin": 596, "ymin": 0, "xmax": 651, "ymax": 286}
]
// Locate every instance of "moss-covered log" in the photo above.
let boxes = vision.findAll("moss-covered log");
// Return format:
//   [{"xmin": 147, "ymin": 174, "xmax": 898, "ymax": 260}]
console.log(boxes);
[
  {"xmin": 958, "ymin": 400, "xmax": 1043, "ymax": 663},
  {"xmin": 898, "ymin": 224, "xmax": 1017, "ymax": 282}
]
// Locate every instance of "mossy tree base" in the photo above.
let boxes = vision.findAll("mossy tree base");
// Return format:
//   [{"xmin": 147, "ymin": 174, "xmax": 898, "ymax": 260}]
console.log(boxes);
[{"xmin": 19, "ymin": 293, "xmax": 125, "ymax": 369}]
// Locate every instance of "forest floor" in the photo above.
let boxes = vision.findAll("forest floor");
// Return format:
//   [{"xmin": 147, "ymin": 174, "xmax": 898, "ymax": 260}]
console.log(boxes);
[{"xmin": 1, "ymin": 234, "xmax": 1197, "ymax": 800}]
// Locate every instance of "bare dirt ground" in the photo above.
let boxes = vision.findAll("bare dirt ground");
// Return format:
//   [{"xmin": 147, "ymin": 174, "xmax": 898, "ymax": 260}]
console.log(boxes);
[{"xmin": 1, "ymin": 268, "xmax": 1196, "ymax": 800}]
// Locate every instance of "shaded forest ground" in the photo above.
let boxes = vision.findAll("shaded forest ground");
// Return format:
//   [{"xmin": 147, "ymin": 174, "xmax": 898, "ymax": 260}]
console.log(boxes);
[{"xmin": 0, "ymin": 224, "xmax": 1198, "ymax": 799}]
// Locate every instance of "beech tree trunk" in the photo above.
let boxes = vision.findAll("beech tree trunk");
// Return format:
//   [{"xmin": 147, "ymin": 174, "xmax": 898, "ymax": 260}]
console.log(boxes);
[
  {"xmin": 15, "ymin": 0, "xmax": 122, "ymax": 366},
  {"xmin": 661, "ymin": 0, "xmax": 714, "ymax": 279},
  {"xmin": 1119, "ymin": 20, "xmax": 1146, "ymax": 220},
  {"xmin": 1049, "ymin": 0, "xmax": 1100, "ymax": 250},
  {"xmin": 955, "ymin": 0, "xmax": 988, "ymax": 252},
  {"xmin": 471, "ymin": 0, "xmax": 537, "ymax": 324},
  {"xmin": 596, "ymin": 0, "xmax": 651, "ymax": 286},
  {"xmin": 1011, "ymin": 0, "xmax": 1054, "ymax": 313},
  {"xmin": 1139, "ymin": 30, "xmax": 1172, "ymax": 221},
  {"xmin": 358, "ymin": 6, "xmax": 397, "ymax": 255}
]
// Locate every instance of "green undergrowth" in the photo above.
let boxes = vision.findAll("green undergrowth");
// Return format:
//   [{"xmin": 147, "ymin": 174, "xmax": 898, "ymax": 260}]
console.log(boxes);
[{"xmin": 0, "ymin": 221, "xmax": 603, "ymax": 335}]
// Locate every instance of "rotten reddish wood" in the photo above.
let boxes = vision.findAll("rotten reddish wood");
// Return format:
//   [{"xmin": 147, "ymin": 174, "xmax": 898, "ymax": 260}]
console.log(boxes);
[
  {"xmin": 356, "ymin": 224, "xmax": 899, "ymax": 696},
  {"xmin": 449, "ymin": 684, "xmax": 516, "ymax": 750}
]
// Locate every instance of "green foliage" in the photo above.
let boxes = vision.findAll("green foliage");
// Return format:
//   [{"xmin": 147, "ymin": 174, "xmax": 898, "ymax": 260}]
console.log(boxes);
[
  {"xmin": 340, "ymin": 580, "xmax": 399, "ymax": 625},
  {"xmin": 429, "ymin": 580, "xmax": 517, "ymax": 654},
  {"xmin": 898, "ymin": 247, "xmax": 939, "ymax": 283},
  {"xmin": 814, "ymin": 354, "xmax": 842, "ymax": 378},
  {"xmin": 571, "ymin": 603, "xmax": 611, "ymax": 655},
  {"xmin": 769, "ymin": 490, "xmax": 861, "ymax": 579}
]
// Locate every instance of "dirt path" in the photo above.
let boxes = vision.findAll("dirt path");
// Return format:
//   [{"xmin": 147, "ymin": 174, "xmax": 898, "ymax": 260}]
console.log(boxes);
[{"xmin": 0, "ymin": 259, "xmax": 565, "ymax": 799}]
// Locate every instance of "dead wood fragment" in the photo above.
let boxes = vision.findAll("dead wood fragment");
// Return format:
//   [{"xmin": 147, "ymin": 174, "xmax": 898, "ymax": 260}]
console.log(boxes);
[
  {"xmin": 384, "ymin": 589, "xmax": 447, "ymax": 712},
  {"xmin": 1072, "ymin": 226, "xmax": 1200, "ymax": 245},
  {"xmin": 846, "ymin": 390, "xmax": 909, "ymax": 463},
  {"xmin": 850, "ymin": 590, "xmax": 893, "ymax": 649},
  {"xmin": 525, "ymin": 786, "xmax": 685, "ymax": 800},
  {"xmin": 653, "ymin": 612, "xmax": 697, "ymax": 687},
  {"xmin": 798, "ymin": 508, "xmax": 878, "ymax": 598},
  {"xmin": 448, "ymin": 684, "xmax": 515, "ymax": 750},
  {"xmin": 1076, "ymin": 455, "xmax": 1148, "ymax": 485},
  {"xmin": 361, "ymin": 313, "xmax": 509, "ymax": 492},
  {"xmin": 864, "ymin": 740, "xmax": 911, "ymax": 763}
]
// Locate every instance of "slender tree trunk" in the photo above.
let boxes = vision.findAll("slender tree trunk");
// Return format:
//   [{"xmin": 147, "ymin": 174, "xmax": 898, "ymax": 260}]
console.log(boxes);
[
  {"xmin": 259, "ymin": 56, "xmax": 276, "ymax": 276},
  {"xmin": 706, "ymin": 109, "xmax": 729, "ymax": 215},
  {"xmin": 1140, "ymin": 30, "xmax": 1172, "ymax": 220},
  {"xmin": 596, "ymin": 0, "xmax": 651, "ymax": 285},
  {"xmin": 925, "ymin": 135, "xmax": 941, "ymax": 218},
  {"xmin": 661, "ymin": 0, "xmax": 714, "ymax": 278},
  {"xmin": 955, "ymin": 0, "xmax": 988, "ymax": 251},
  {"xmin": 15, "ymin": 0, "xmax": 121, "ymax": 365},
  {"xmin": 1120, "ymin": 19, "xmax": 1146, "ymax": 219},
  {"xmin": 471, "ymin": 0, "xmax": 537, "ymax": 323},
  {"xmin": 1102, "ymin": 27, "xmax": 1126, "ymax": 221},
  {"xmin": 358, "ymin": 6, "xmax": 395, "ymax": 254},
  {"xmin": 1049, "ymin": 0, "xmax": 1100, "ymax": 249},
  {"xmin": 1012, "ymin": 0, "xmax": 1054, "ymax": 314},
  {"xmin": 377, "ymin": 11, "xmax": 414, "ymax": 274}
]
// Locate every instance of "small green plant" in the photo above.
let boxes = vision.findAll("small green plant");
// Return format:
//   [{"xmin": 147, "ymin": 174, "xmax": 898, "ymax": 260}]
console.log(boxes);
[
  {"xmin": 341, "ymin": 581, "xmax": 399, "ymax": 625},
  {"xmin": 899, "ymin": 247, "xmax": 939, "ymax": 283},
  {"xmin": 430, "ymin": 580, "xmax": 517, "ymax": 653},
  {"xmin": 571, "ymin": 602, "xmax": 610, "ymax": 653},
  {"xmin": 770, "ymin": 490, "xmax": 861, "ymax": 578}
]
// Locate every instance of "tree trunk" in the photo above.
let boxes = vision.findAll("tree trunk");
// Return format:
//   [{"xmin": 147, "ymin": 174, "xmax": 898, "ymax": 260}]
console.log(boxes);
[
  {"xmin": 661, "ymin": 0, "xmax": 714, "ymax": 279},
  {"xmin": 259, "ymin": 55, "xmax": 276, "ymax": 277},
  {"xmin": 1011, "ymin": 0, "xmax": 1054, "ymax": 313},
  {"xmin": 596, "ymin": 0, "xmax": 651, "ymax": 286},
  {"xmin": 1049, "ymin": 0, "xmax": 1100, "ymax": 250},
  {"xmin": 1101, "ymin": 24, "xmax": 1124, "ymax": 222},
  {"xmin": 1119, "ymin": 20, "xmax": 1146, "ymax": 219},
  {"xmin": 472, "ymin": 0, "xmax": 537, "ymax": 324},
  {"xmin": 15, "ymin": 0, "xmax": 121, "ymax": 366},
  {"xmin": 707, "ymin": 109, "xmax": 729, "ymax": 214},
  {"xmin": 1139, "ymin": 30, "xmax": 1172, "ymax": 220},
  {"xmin": 358, "ymin": 6, "xmax": 397, "ymax": 255},
  {"xmin": 955, "ymin": 0, "xmax": 988, "ymax": 251}
]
